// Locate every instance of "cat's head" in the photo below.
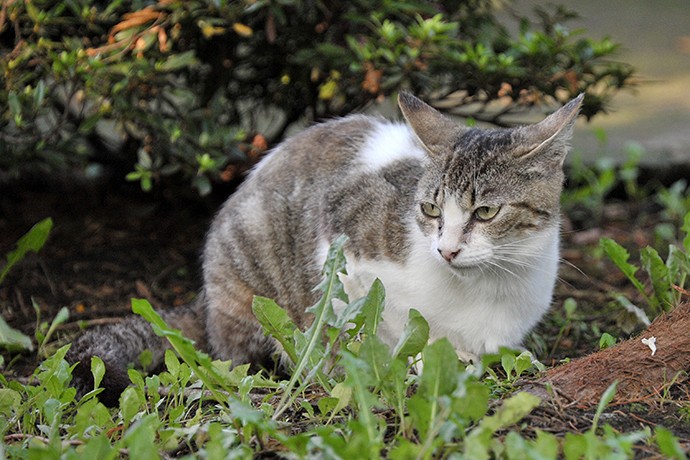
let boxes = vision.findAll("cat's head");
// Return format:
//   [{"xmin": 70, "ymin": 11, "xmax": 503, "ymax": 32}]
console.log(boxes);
[{"xmin": 398, "ymin": 92, "xmax": 583, "ymax": 276}]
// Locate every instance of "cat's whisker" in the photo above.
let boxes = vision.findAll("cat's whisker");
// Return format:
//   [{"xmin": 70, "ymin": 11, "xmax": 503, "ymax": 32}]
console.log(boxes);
[
  {"xmin": 492, "ymin": 249, "xmax": 545, "ymax": 264},
  {"xmin": 554, "ymin": 275, "xmax": 576, "ymax": 290},
  {"xmin": 490, "ymin": 255, "xmax": 557, "ymax": 278},
  {"xmin": 493, "ymin": 232, "xmax": 556, "ymax": 249},
  {"xmin": 497, "ymin": 246, "xmax": 590, "ymax": 280},
  {"xmin": 485, "ymin": 260, "xmax": 523, "ymax": 280},
  {"xmin": 495, "ymin": 249, "xmax": 551, "ymax": 260},
  {"xmin": 558, "ymin": 257, "xmax": 589, "ymax": 279},
  {"xmin": 480, "ymin": 263, "xmax": 498, "ymax": 278}
]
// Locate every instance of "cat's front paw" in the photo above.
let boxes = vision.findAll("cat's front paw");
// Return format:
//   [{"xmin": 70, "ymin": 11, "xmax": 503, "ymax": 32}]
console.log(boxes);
[
  {"xmin": 337, "ymin": 272, "xmax": 368, "ymax": 301},
  {"xmin": 412, "ymin": 348, "xmax": 477, "ymax": 376},
  {"xmin": 455, "ymin": 348, "xmax": 479, "ymax": 364}
]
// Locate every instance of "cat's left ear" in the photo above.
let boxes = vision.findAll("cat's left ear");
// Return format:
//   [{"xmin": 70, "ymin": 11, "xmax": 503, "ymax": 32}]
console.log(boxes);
[
  {"xmin": 516, "ymin": 93, "xmax": 584, "ymax": 165},
  {"xmin": 398, "ymin": 92, "xmax": 468, "ymax": 157}
]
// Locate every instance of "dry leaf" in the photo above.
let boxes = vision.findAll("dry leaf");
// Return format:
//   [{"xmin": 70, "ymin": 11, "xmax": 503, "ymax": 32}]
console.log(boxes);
[
  {"xmin": 265, "ymin": 12, "xmax": 276, "ymax": 44},
  {"xmin": 232, "ymin": 22, "xmax": 253, "ymax": 37},
  {"xmin": 200, "ymin": 22, "xmax": 226, "ymax": 39},
  {"xmin": 641, "ymin": 336, "xmax": 657, "ymax": 356},
  {"xmin": 157, "ymin": 26, "xmax": 169, "ymax": 52},
  {"xmin": 498, "ymin": 82, "xmax": 513, "ymax": 97},
  {"xmin": 0, "ymin": 3, "xmax": 7, "ymax": 34},
  {"xmin": 219, "ymin": 165, "xmax": 237, "ymax": 182},
  {"xmin": 251, "ymin": 133, "xmax": 268, "ymax": 152},
  {"xmin": 111, "ymin": 8, "xmax": 161, "ymax": 36},
  {"xmin": 362, "ymin": 62, "xmax": 382, "ymax": 95}
]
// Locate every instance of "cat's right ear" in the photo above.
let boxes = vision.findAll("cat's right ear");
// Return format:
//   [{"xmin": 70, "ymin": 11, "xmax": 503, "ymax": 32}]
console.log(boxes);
[{"xmin": 398, "ymin": 92, "xmax": 467, "ymax": 158}]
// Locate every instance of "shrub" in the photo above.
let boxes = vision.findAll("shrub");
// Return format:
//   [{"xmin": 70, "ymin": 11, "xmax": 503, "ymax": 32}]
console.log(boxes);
[{"xmin": 0, "ymin": 0, "xmax": 634, "ymax": 194}]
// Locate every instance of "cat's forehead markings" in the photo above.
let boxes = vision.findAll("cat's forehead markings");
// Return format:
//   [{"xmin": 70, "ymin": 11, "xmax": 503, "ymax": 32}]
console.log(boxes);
[
  {"xmin": 434, "ymin": 187, "xmax": 442, "ymax": 203},
  {"xmin": 442, "ymin": 195, "xmax": 471, "ymax": 226},
  {"xmin": 454, "ymin": 128, "xmax": 515, "ymax": 153},
  {"xmin": 441, "ymin": 177, "xmax": 474, "ymax": 208},
  {"xmin": 358, "ymin": 122, "xmax": 424, "ymax": 171}
]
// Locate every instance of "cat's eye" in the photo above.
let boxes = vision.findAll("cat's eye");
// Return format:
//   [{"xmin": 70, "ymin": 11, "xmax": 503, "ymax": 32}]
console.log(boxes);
[
  {"xmin": 475, "ymin": 206, "xmax": 501, "ymax": 221},
  {"xmin": 421, "ymin": 202, "xmax": 441, "ymax": 218}
]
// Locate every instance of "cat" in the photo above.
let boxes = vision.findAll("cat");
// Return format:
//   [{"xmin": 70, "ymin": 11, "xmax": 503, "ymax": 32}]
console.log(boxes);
[{"xmin": 67, "ymin": 92, "xmax": 583, "ymax": 405}]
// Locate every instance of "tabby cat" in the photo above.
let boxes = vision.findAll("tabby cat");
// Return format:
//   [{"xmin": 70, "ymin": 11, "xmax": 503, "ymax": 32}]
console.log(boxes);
[{"xmin": 68, "ymin": 92, "xmax": 583, "ymax": 405}]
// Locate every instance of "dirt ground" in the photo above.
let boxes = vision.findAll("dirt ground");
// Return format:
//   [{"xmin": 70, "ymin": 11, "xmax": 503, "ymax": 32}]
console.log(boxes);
[
  {"xmin": 0, "ymin": 182, "xmax": 214, "ymax": 331},
  {"xmin": 1, "ymin": 178, "xmax": 689, "ymax": 452}
]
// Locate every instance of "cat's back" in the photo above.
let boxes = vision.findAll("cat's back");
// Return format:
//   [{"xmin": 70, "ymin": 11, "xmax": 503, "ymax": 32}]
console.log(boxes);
[
  {"xmin": 216, "ymin": 112, "xmax": 427, "ymax": 243},
  {"xmin": 249, "ymin": 114, "xmax": 424, "ymax": 183},
  {"xmin": 204, "ymin": 113, "xmax": 425, "ymax": 309}
]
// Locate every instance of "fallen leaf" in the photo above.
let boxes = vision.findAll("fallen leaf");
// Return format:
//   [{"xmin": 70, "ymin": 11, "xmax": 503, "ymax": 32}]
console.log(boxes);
[{"xmin": 641, "ymin": 336, "xmax": 657, "ymax": 356}]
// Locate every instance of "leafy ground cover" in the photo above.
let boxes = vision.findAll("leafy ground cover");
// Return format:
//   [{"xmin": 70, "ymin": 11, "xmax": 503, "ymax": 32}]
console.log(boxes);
[{"xmin": 0, "ymin": 156, "xmax": 689, "ymax": 458}]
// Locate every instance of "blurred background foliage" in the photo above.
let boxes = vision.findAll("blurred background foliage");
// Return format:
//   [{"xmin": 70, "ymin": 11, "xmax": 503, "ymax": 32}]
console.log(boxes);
[{"xmin": 1, "ymin": 0, "xmax": 634, "ymax": 195}]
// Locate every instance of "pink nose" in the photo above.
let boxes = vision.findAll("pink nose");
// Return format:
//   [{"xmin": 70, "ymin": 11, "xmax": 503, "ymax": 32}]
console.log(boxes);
[{"xmin": 438, "ymin": 248, "xmax": 459, "ymax": 262}]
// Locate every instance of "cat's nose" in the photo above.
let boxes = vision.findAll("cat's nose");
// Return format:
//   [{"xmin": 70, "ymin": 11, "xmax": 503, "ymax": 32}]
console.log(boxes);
[{"xmin": 438, "ymin": 248, "xmax": 459, "ymax": 262}]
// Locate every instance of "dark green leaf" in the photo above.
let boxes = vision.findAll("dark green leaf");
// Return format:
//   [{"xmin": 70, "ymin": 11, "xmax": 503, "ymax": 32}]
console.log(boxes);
[
  {"xmin": 452, "ymin": 378, "xmax": 490, "ymax": 423},
  {"xmin": 119, "ymin": 386, "xmax": 144, "ymax": 425},
  {"xmin": 1, "ymin": 218, "xmax": 53, "ymax": 284},
  {"xmin": 33, "ymin": 80, "xmax": 46, "ymax": 107},
  {"xmin": 91, "ymin": 356, "xmax": 106, "ymax": 390},
  {"xmin": 682, "ymin": 211, "xmax": 690, "ymax": 255},
  {"xmin": 79, "ymin": 434, "xmax": 117, "ymax": 460},
  {"xmin": 640, "ymin": 246, "xmax": 673, "ymax": 311},
  {"xmin": 655, "ymin": 426, "xmax": 688, "ymax": 460},
  {"xmin": 123, "ymin": 414, "xmax": 161, "ymax": 460},
  {"xmin": 600, "ymin": 238, "xmax": 653, "ymax": 308},
  {"xmin": 0, "ymin": 316, "xmax": 33, "ymax": 351},
  {"xmin": 392, "ymin": 308, "xmax": 429, "ymax": 359},
  {"xmin": 599, "ymin": 332, "xmax": 617, "ymax": 350},
  {"xmin": 358, "ymin": 335, "xmax": 392, "ymax": 387},
  {"xmin": 334, "ymin": 278, "xmax": 385, "ymax": 336},
  {"xmin": 418, "ymin": 338, "xmax": 458, "ymax": 398},
  {"xmin": 592, "ymin": 380, "xmax": 617, "ymax": 431},
  {"xmin": 252, "ymin": 296, "xmax": 298, "ymax": 364},
  {"xmin": 131, "ymin": 298, "xmax": 229, "ymax": 399},
  {"xmin": 156, "ymin": 50, "xmax": 198, "ymax": 72},
  {"xmin": 464, "ymin": 392, "xmax": 541, "ymax": 459},
  {"xmin": 0, "ymin": 388, "xmax": 21, "ymax": 416}
]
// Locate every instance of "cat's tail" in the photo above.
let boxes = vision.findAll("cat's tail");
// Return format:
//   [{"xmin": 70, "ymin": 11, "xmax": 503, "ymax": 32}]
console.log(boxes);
[{"xmin": 66, "ymin": 295, "xmax": 207, "ymax": 407}]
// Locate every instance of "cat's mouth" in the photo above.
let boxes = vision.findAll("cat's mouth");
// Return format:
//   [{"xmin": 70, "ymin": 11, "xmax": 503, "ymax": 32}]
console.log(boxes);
[
  {"xmin": 441, "ymin": 252, "xmax": 491, "ymax": 271},
  {"xmin": 446, "ymin": 261, "xmax": 485, "ymax": 277},
  {"xmin": 432, "ymin": 245, "xmax": 492, "ymax": 275}
]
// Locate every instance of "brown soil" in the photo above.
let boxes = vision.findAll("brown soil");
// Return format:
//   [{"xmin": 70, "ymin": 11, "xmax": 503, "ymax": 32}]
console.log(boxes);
[{"xmin": 0, "ymin": 183, "xmax": 216, "ymax": 341}]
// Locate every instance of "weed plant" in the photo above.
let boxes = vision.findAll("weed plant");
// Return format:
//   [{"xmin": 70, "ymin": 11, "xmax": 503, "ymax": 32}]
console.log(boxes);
[
  {"xmin": 601, "ymin": 211, "xmax": 690, "ymax": 320},
  {"xmin": 2, "ymin": 229, "xmax": 688, "ymax": 458}
]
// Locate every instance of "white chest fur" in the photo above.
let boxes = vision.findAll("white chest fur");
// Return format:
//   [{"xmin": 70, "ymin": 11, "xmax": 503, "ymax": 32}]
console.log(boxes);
[{"xmin": 332, "ymin": 225, "xmax": 559, "ymax": 359}]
